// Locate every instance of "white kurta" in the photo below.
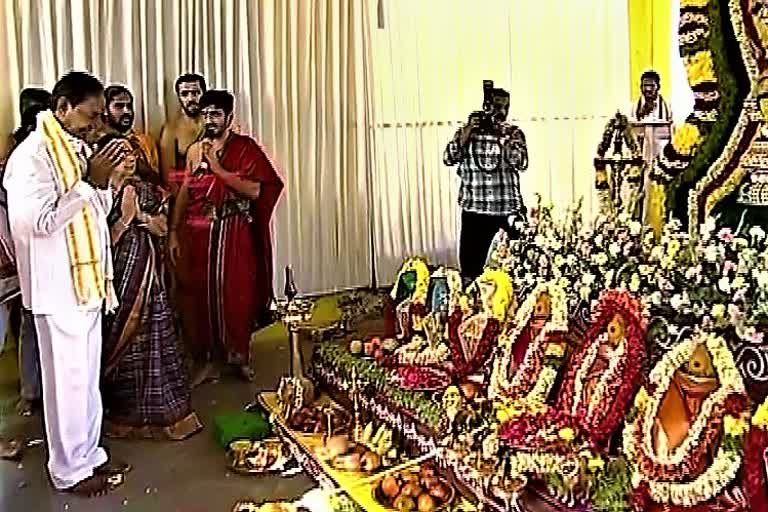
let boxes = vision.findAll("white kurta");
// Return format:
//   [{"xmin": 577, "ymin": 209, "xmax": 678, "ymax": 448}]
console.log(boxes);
[{"xmin": 4, "ymin": 115, "xmax": 113, "ymax": 489}]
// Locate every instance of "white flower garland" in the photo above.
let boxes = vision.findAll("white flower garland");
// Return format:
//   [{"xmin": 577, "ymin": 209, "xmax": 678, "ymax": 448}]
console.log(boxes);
[
  {"xmin": 640, "ymin": 333, "xmax": 744, "ymax": 467},
  {"xmin": 644, "ymin": 446, "xmax": 742, "ymax": 508},
  {"xmin": 623, "ymin": 331, "xmax": 748, "ymax": 507},
  {"xmin": 569, "ymin": 333, "xmax": 626, "ymax": 419},
  {"xmin": 488, "ymin": 281, "xmax": 568, "ymax": 401}
]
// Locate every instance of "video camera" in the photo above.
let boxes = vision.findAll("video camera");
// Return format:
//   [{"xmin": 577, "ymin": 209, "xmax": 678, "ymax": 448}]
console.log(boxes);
[{"xmin": 469, "ymin": 80, "xmax": 497, "ymax": 134}]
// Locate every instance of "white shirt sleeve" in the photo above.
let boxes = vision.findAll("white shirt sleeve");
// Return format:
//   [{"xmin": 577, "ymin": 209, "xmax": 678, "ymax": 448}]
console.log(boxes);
[{"xmin": 5, "ymin": 152, "xmax": 96, "ymax": 237}]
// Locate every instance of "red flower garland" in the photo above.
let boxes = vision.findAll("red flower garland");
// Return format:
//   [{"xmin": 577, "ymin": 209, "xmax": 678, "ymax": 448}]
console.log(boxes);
[
  {"xmin": 394, "ymin": 365, "xmax": 451, "ymax": 391},
  {"xmin": 556, "ymin": 289, "xmax": 647, "ymax": 450},
  {"xmin": 745, "ymin": 426, "xmax": 768, "ymax": 512},
  {"xmin": 447, "ymin": 309, "xmax": 500, "ymax": 379}
]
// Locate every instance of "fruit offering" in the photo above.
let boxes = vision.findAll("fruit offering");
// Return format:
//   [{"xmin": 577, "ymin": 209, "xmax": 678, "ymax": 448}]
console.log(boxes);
[
  {"xmin": 288, "ymin": 404, "xmax": 350, "ymax": 435},
  {"xmin": 374, "ymin": 462, "xmax": 454, "ymax": 511},
  {"xmin": 314, "ymin": 425, "xmax": 398, "ymax": 474},
  {"xmin": 227, "ymin": 439, "xmax": 287, "ymax": 475}
]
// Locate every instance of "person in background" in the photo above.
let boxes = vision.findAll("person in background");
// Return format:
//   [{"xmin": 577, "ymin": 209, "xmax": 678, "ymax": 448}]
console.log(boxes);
[
  {"xmin": 629, "ymin": 70, "xmax": 672, "ymax": 123},
  {"xmin": 100, "ymin": 128, "xmax": 202, "ymax": 440},
  {"xmin": 169, "ymin": 90, "xmax": 283, "ymax": 387},
  {"xmin": 4, "ymin": 71, "xmax": 131, "ymax": 496},
  {"xmin": 0, "ymin": 88, "xmax": 50, "ymax": 418},
  {"xmin": 159, "ymin": 73, "xmax": 206, "ymax": 195},
  {"xmin": 103, "ymin": 85, "xmax": 161, "ymax": 185},
  {"xmin": 443, "ymin": 86, "xmax": 528, "ymax": 282}
]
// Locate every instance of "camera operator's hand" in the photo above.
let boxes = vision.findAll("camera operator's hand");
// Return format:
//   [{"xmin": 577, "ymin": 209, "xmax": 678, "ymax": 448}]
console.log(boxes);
[{"xmin": 460, "ymin": 115, "xmax": 480, "ymax": 146}]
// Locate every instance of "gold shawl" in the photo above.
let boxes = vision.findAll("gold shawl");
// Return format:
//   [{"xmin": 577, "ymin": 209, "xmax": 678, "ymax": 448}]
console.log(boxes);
[{"xmin": 40, "ymin": 111, "xmax": 117, "ymax": 311}]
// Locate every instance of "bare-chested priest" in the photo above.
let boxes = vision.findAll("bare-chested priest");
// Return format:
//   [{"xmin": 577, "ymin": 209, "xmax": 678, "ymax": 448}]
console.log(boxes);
[{"xmin": 159, "ymin": 73, "xmax": 206, "ymax": 195}]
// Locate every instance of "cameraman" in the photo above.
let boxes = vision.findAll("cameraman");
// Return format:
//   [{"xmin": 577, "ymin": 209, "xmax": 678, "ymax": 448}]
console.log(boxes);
[{"xmin": 443, "ymin": 88, "xmax": 528, "ymax": 281}]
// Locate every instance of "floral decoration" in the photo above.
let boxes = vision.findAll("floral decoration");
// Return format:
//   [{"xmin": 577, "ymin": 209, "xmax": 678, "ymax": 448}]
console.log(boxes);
[
  {"xmin": 622, "ymin": 330, "xmax": 750, "ymax": 508},
  {"xmin": 488, "ymin": 280, "xmax": 569, "ymax": 402}
]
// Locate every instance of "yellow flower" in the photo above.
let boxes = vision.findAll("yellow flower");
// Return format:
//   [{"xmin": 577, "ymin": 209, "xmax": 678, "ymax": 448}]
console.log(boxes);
[
  {"xmin": 672, "ymin": 123, "xmax": 702, "ymax": 156},
  {"xmin": 711, "ymin": 304, "xmax": 726, "ymax": 319},
  {"xmin": 587, "ymin": 455, "xmax": 605, "ymax": 472},
  {"xmin": 527, "ymin": 400, "xmax": 548, "ymax": 415},
  {"xmin": 685, "ymin": 51, "xmax": 716, "ymax": 85},
  {"xmin": 724, "ymin": 415, "xmax": 749, "ymax": 437},
  {"xmin": 545, "ymin": 342, "xmax": 565, "ymax": 358},
  {"xmin": 496, "ymin": 408, "xmax": 510, "ymax": 423},
  {"xmin": 634, "ymin": 387, "xmax": 649, "ymax": 410},
  {"xmin": 681, "ymin": 0, "xmax": 708, "ymax": 6},
  {"xmin": 558, "ymin": 427, "xmax": 575, "ymax": 442},
  {"xmin": 753, "ymin": 400, "xmax": 768, "ymax": 429}
]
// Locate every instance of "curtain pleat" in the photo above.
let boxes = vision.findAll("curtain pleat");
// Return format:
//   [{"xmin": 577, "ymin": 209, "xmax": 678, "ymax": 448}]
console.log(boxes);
[
  {"xmin": 0, "ymin": 0, "xmax": 657, "ymax": 294},
  {"xmin": 0, "ymin": 0, "xmax": 375, "ymax": 295}
]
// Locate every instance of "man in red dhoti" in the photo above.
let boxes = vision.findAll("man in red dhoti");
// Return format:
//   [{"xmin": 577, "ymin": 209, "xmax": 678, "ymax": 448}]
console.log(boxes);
[{"xmin": 169, "ymin": 90, "xmax": 283, "ymax": 386}]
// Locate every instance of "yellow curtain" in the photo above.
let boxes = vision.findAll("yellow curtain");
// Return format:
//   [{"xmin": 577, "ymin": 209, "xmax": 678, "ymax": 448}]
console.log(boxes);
[{"xmin": 628, "ymin": 0, "xmax": 673, "ymax": 236}]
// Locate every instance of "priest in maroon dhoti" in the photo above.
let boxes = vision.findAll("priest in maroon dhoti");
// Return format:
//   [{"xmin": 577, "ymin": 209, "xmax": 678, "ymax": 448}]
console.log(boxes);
[{"xmin": 169, "ymin": 90, "xmax": 283, "ymax": 386}]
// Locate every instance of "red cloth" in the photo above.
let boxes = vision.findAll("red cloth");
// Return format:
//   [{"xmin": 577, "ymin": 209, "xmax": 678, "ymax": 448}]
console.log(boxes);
[{"xmin": 177, "ymin": 134, "xmax": 283, "ymax": 361}]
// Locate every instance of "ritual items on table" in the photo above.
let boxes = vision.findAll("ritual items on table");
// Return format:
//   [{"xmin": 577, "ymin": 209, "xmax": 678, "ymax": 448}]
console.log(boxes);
[
  {"xmin": 488, "ymin": 280, "xmax": 570, "ymax": 403},
  {"xmin": 374, "ymin": 461, "xmax": 456, "ymax": 511},
  {"xmin": 622, "ymin": 331, "xmax": 751, "ymax": 511}
]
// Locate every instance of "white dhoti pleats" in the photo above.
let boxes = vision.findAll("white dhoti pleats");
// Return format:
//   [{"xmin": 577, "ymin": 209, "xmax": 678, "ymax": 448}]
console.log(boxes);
[{"xmin": 34, "ymin": 309, "xmax": 107, "ymax": 490}]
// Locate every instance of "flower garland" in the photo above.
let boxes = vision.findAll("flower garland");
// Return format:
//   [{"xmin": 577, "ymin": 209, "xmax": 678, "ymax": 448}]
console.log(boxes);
[
  {"xmin": 488, "ymin": 280, "xmax": 569, "ymax": 401},
  {"xmin": 568, "ymin": 332, "xmax": 627, "ymax": 421},
  {"xmin": 745, "ymin": 397, "xmax": 768, "ymax": 512},
  {"xmin": 447, "ymin": 310, "xmax": 500, "ymax": 380},
  {"xmin": 671, "ymin": 122, "xmax": 702, "ymax": 156},
  {"xmin": 622, "ymin": 331, "xmax": 750, "ymax": 508},
  {"xmin": 555, "ymin": 289, "xmax": 647, "ymax": 450}
]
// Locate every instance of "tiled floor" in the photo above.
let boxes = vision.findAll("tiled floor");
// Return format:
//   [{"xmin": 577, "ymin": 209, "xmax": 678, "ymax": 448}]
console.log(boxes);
[{"xmin": 0, "ymin": 335, "xmax": 313, "ymax": 512}]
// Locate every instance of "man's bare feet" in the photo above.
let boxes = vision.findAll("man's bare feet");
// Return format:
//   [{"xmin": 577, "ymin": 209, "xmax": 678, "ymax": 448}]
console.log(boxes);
[
  {"xmin": 0, "ymin": 439, "xmax": 22, "ymax": 460},
  {"xmin": 65, "ymin": 473, "xmax": 121, "ymax": 497},
  {"xmin": 190, "ymin": 362, "xmax": 219, "ymax": 388}
]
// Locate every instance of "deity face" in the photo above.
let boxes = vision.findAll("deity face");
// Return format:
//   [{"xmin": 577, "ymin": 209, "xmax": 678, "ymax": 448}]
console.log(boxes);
[
  {"xmin": 442, "ymin": 386, "xmax": 463, "ymax": 420},
  {"xmin": 428, "ymin": 277, "xmax": 449, "ymax": 313},
  {"xmin": 684, "ymin": 343, "xmax": 717, "ymax": 378},
  {"xmin": 606, "ymin": 313, "xmax": 626, "ymax": 347},
  {"xmin": 477, "ymin": 277, "xmax": 498, "ymax": 313}
]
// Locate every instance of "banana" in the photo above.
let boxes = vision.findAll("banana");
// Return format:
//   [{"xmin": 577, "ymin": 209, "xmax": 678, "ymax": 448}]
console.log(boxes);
[
  {"xmin": 371, "ymin": 425, "xmax": 386, "ymax": 446},
  {"xmin": 361, "ymin": 422, "xmax": 374, "ymax": 445}
]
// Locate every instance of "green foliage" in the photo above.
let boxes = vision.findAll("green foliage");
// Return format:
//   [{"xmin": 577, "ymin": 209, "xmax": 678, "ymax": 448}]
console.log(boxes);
[
  {"xmin": 315, "ymin": 343, "xmax": 445, "ymax": 430},
  {"xmin": 590, "ymin": 457, "xmax": 634, "ymax": 512}
]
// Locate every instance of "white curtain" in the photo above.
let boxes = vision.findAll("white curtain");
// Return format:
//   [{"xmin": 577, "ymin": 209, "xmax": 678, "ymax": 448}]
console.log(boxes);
[
  {"xmin": 0, "ymin": 0, "xmax": 374, "ymax": 295},
  {"xmin": 369, "ymin": 0, "xmax": 631, "ymax": 285},
  {"xmin": 0, "ymin": 0, "xmax": 635, "ymax": 294}
]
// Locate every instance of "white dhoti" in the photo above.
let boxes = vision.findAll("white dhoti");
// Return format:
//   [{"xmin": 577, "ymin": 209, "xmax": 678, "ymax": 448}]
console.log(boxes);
[{"xmin": 34, "ymin": 309, "xmax": 107, "ymax": 489}]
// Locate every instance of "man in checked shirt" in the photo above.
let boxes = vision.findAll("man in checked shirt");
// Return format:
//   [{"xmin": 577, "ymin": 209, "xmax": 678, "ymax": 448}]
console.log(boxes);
[{"xmin": 444, "ymin": 87, "xmax": 528, "ymax": 282}]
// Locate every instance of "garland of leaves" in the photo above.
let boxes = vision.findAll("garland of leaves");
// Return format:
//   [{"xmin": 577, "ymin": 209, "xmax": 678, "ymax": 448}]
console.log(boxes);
[{"xmin": 314, "ymin": 343, "xmax": 444, "ymax": 430}]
